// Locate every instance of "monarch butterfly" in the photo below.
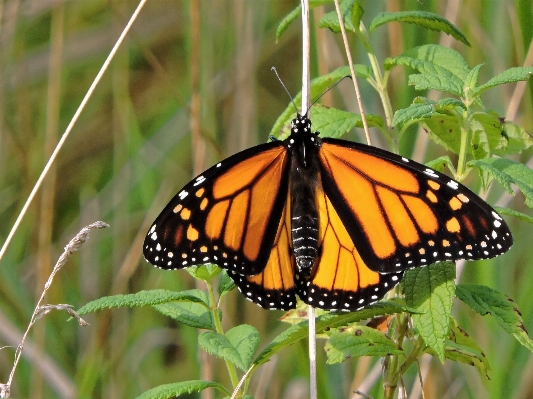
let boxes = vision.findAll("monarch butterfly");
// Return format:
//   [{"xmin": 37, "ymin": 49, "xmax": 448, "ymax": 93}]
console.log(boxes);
[{"xmin": 143, "ymin": 112, "xmax": 513, "ymax": 311}]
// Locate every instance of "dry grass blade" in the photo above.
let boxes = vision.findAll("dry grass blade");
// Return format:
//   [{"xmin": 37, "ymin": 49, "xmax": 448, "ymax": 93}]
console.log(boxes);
[
  {"xmin": 0, "ymin": 0, "xmax": 148, "ymax": 264},
  {"xmin": 0, "ymin": 221, "xmax": 109, "ymax": 399},
  {"xmin": 333, "ymin": 0, "xmax": 371, "ymax": 146}
]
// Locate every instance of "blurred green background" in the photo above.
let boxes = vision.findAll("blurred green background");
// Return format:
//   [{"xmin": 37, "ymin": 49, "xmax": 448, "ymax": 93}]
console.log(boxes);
[{"xmin": 0, "ymin": 1, "xmax": 532, "ymax": 398}]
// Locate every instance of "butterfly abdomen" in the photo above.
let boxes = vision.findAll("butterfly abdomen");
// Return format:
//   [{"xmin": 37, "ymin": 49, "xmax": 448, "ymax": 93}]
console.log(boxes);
[
  {"xmin": 291, "ymin": 213, "xmax": 318, "ymax": 272},
  {"xmin": 288, "ymin": 122, "xmax": 322, "ymax": 272}
]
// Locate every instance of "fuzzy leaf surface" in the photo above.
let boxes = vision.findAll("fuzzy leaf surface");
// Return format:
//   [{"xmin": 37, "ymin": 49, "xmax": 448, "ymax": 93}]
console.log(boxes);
[
  {"xmin": 318, "ymin": 0, "xmax": 363, "ymax": 33},
  {"xmin": 199, "ymin": 325, "xmax": 260, "ymax": 371},
  {"xmin": 385, "ymin": 45, "xmax": 470, "ymax": 95},
  {"xmin": 468, "ymin": 158, "xmax": 533, "ymax": 208},
  {"xmin": 473, "ymin": 67, "xmax": 533, "ymax": 96},
  {"xmin": 154, "ymin": 301, "xmax": 215, "ymax": 330},
  {"xmin": 134, "ymin": 380, "xmax": 229, "ymax": 399},
  {"xmin": 369, "ymin": 11, "xmax": 469, "ymax": 45},
  {"xmin": 456, "ymin": 284, "xmax": 533, "ymax": 352},
  {"xmin": 77, "ymin": 289, "xmax": 208, "ymax": 315},
  {"xmin": 403, "ymin": 262, "xmax": 456, "ymax": 361},
  {"xmin": 325, "ymin": 325, "xmax": 403, "ymax": 364}
]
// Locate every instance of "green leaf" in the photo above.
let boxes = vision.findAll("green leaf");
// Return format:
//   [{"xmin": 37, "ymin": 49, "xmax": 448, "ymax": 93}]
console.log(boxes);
[
  {"xmin": 463, "ymin": 63, "xmax": 484, "ymax": 94},
  {"xmin": 350, "ymin": 63, "xmax": 374, "ymax": 80},
  {"xmin": 392, "ymin": 102, "xmax": 436, "ymax": 128},
  {"xmin": 393, "ymin": 96, "xmax": 465, "ymax": 132},
  {"xmin": 456, "ymin": 284, "xmax": 533, "ymax": 352},
  {"xmin": 425, "ymin": 318, "xmax": 490, "ymax": 379},
  {"xmin": 473, "ymin": 67, "xmax": 533, "ymax": 96},
  {"xmin": 421, "ymin": 113, "xmax": 462, "ymax": 154},
  {"xmin": 276, "ymin": 5, "xmax": 301, "ymax": 42},
  {"xmin": 325, "ymin": 325, "xmax": 403, "ymax": 364},
  {"xmin": 470, "ymin": 112, "xmax": 506, "ymax": 159},
  {"xmin": 408, "ymin": 73, "xmax": 462, "ymax": 96},
  {"xmin": 436, "ymin": 98, "xmax": 466, "ymax": 112},
  {"xmin": 424, "ymin": 155, "xmax": 456, "ymax": 175},
  {"xmin": 422, "ymin": 111, "xmax": 522, "ymax": 159},
  {"xmin": 154, "ymin": 300, "xmax": 215, "ymax": 330},
  {"xmin": 447, "ymin": 318, "xmax": 490, "ymax": 378},
  {"xmin": 134, "ymin": 380, "xmax": 229, "ymax": 399},
  {"xmin": 385, "ymin": 45, "xmax": 470, "ymax": 95},
  {"xmin": 494, "ymin": 206, "xmax": 533, "ymax": 224},
  {"xmin": 309, "ymin": 104, "xmax": 361, "ymax": 138},
  {"xmin": 369, "ymin": 11, "xmax": 470, "ymax": 46},
  {"xmin": 403, "ymin": 262, "xmax": 456, "ymax": 362},
  {"xmin": 77, "ymin": 289, "xmax": 209, "ymax": 315},
  {"xmin": 353, "ymin": 113, "xmax": 385, "ymax": 131},
  {"xmin": 275, "ymin": 0, "xmax": 332, "ymax": 42},
  {"xmin": 496, "ymin": 122, "xmax": 533, "ymax": 156},
  {"xmin": 199, "ymin": 325, "xmax": 260, "ymax": 371},
  {"xmin": 468, "ymin": 158, "xmax": 533, "ymax": 208},
  {"xmin": 254, "ymin": 301, "xmax": 417, "ymax": 366},
  {"xmin": 187, "ymin": 264, "xmax": 222, "ymax": 282},
  {"xmin": 318, "ymin": 0, "xmax": 363, "ymax": 34},
  {"xmin": 218, "ymin": 270, "xmax": 236, "ymax": 299},
  {"xmin": 270, "ymin": 66, "xmax": 353, "ymax": 138}
]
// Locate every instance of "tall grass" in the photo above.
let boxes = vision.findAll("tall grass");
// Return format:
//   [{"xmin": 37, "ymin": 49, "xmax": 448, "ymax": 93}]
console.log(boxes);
[{"xmin": 0, "ymin": 1, "xmax": 531, "ymax": 398}]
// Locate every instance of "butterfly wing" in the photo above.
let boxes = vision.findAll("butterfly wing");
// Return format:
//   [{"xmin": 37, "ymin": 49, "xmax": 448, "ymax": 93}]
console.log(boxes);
[
  {"xmin": 296, "ymin": 185, "xmax": 404, "ymax": 311},
  {"xmin": 229, "ymin": 192, "xmax": 297, "ymax": 310},
  {"xmin": 318, "ymin": 139, "xmax": 513, "ymax": 273},
  {"xmin": 143, "ymin": 142, "xmax": 291, "ymax": 276}
]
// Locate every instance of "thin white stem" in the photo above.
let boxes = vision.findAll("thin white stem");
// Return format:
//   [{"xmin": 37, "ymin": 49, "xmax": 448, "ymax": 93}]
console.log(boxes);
[
  {"xmin": 301, "ymin": 1, "xmax": 316, "ymax": 399},
  {"xmin": 301, "ymin": 0, "xmax": 311, "ymax": 112},
  {"xmin": 0, "ymin": 0, "xmax": 148, "ymax": 264},
  {"xmin": 333, "ymin": 0, "xmax": 371, "ymax": 145},
  {"xmin": 308, "ymin": 305, "xmax": 317, "ymax": 399}
]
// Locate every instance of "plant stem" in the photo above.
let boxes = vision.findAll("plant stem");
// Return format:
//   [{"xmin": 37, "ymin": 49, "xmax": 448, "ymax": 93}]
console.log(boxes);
[
  {"xmin": 456, "ymin": 111, "xmax": 469, "ymax": 180},
  {"xmin": 206, "ymin": 281, "xmax": 240, "ymax": 390},
  {"xmin": 382, "ymin": 313, "xmax": 410, "ymax": 399},
  {"xmin": 358, "ymin": 21, "xmax": 397, "ymax": 151},
  {"xmin": 396, "ymin": 336, "xmax": 426, "ymax": 378}
]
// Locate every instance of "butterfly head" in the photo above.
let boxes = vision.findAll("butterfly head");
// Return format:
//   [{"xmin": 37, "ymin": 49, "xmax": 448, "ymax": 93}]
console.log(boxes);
[{"xmin": 287, "ymin": 113, "xmax": 321, "ymax": 169}]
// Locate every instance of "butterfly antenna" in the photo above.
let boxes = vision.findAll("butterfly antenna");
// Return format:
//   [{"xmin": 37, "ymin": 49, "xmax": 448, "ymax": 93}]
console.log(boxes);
[
  {"xmin": 272, "ymin": 67, "xmax": 299, "ymax": 113},
  {"xmin": 305, "ymin": 75, "xmax": 351, "ymax": 115}
]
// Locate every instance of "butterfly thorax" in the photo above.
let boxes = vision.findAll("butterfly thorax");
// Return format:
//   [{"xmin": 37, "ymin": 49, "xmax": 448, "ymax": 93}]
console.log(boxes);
[{"xmin": 288, "ymin": 114, "xmax": 322, "ymax": 273}]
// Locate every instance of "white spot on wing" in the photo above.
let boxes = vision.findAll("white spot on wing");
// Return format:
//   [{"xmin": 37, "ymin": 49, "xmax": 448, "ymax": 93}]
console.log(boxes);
[
  {"xmin": 178, "ymin": 191, "xmax": 188, "ymax": 200},
  {"xmin": 193, "ymin": 175, "xmax": 206, "ymax": 186},
  {"xmin": 424, "ymin": 168, "xmax": 439, "ymax": 178},
  {"xmin": 447, "ymin": 180, "xmax": 459, "ymax": 190}
]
